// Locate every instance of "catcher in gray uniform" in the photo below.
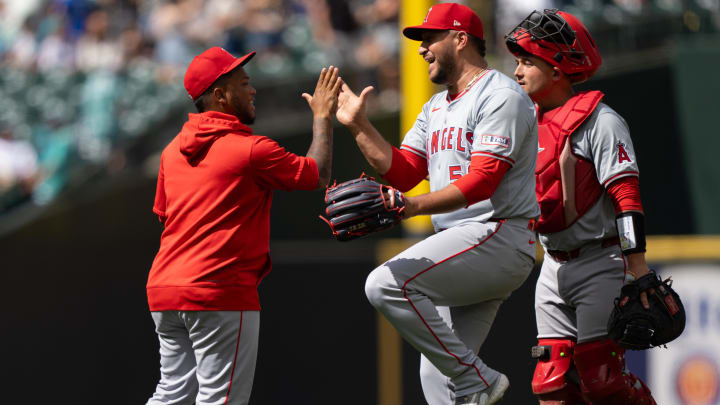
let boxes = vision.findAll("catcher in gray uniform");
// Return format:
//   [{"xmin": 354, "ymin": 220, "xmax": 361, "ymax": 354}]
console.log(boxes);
[
  {"xmin": 506, "ymin": 9, "xmax": 667, "ymax": 405},
  {"xmin": 333, "ymin": 3, "xmax": 539, "ymax": 405}
]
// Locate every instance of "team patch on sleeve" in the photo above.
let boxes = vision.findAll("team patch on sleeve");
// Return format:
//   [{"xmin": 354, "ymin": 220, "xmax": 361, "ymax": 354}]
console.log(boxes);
[
  {"xmin": 480, "ymin": 134, "xmax": 510, "ymax": 149},
  {"xmin": 616, "ymin": 141, "xmax": 632, "ymax": 163}
]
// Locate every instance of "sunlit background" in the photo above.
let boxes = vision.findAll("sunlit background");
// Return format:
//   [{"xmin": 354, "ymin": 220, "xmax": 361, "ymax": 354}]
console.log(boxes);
[{"xmin": 1, "ymin": 1, "xmax": 719, "ymax": 404}]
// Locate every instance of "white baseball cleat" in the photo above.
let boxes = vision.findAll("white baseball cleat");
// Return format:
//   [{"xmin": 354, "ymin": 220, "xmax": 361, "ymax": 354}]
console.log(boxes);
[{"xmin": 455, "ymin": 373, "xmax": 510, "ymax": 405}]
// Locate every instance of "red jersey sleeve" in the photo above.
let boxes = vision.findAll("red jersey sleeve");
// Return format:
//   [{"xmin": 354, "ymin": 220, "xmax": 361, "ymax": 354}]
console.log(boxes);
[
  {"xmin": 382, "ymin": 146, "xmax": 429, "ymax": 192},
  {"xmin": 606, "ymin": 176, "xmax": 643, "ymax": 213},
  {"xmin": 250, "ymin": 136, "xmax": 319, "ymax": 191},
  {"xmin": 153, "ymin": 157, "xmax": 167, "ymax": 223},
  {"xmin": 452, "ymin": 155, "xmax": 511, "ymax": 206}
]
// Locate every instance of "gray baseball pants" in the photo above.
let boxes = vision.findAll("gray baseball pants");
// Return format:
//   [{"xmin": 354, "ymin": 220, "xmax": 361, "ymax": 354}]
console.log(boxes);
[
  {"xmin": 365, "ymin": 218, "xmax": 536, "ymax": 403},
  {"xmin": 535, "ymin": 240, "xmax": 626, "ymax": 343},
  {"xmin": 147, "ymin": 310, "xmax": 260, "ymax": 405}
]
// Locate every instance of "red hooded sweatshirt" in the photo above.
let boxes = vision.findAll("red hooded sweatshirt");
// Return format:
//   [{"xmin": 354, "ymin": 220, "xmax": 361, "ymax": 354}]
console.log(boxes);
[{"xmin": 147, "ymin": 111, "xmax": 319, "ymax": 311}]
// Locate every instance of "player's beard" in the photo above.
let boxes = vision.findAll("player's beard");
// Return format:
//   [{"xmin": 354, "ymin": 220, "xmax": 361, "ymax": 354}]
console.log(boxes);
[
  {"xmin": 234, "ymin": 98, "xmax": 255, "ymax": 125},
  {"xmin": 429, "ymin": 49, "xmax": 456, "ymax": 85}
]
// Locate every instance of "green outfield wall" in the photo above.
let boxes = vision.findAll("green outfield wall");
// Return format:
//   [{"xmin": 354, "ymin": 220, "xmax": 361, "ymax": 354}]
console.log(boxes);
[{"xmin": 672, "ymin": 37, "xmax": 720, "ymax": 234}]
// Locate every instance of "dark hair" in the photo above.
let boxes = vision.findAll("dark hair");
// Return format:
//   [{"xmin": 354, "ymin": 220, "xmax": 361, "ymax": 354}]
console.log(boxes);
[
  {"xmin": 506, "ymin": 41, "xmax": 532, "ymax": 59},
  {"xmin": 194, "ymin": 90, "xmax": 212, "ymax": 113},
  {"xmin": 193, "ymin": 70, "xmax": 234, "ymax": 113},
  {"xmin": 468, "ymin": 34, "xmax": 486, "ymax": 57}
]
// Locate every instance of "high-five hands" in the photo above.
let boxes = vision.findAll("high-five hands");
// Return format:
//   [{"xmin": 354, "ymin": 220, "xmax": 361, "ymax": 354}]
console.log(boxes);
[
  {"xmin": 336, "ymin": 82, "xmax": 374, "ymax": 128},
  {"xmin": 302, "ymin": 66, "xmax": 343, "ymax": 118}
]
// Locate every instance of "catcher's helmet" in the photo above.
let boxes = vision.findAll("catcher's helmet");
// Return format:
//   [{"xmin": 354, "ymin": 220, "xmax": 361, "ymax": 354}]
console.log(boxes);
[{"xmin": 505, "ymin": 9, "xmax": 601, "ymax": 83}]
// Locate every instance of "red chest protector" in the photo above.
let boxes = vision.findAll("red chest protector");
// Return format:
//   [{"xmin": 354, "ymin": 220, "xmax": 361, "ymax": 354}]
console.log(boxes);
[{"xmin": 535, "ymin": 90, "xmax": 605, "ymax": 234}]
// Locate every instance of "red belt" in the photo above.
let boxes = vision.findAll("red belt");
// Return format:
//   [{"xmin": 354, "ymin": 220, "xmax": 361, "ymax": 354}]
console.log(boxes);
[{"xmin": 546, "ymin": 236, "xmax": 620, "ymax": 263}]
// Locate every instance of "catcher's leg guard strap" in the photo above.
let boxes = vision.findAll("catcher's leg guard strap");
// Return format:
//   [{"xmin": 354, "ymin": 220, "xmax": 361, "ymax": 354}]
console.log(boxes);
[
  {"xmin": 574, "ymin": 339, "xmax": 656, "ymax": 405},
  {"xmin": 532, "ymin": 339, "xmax": 589, "ymax": 404},
  {"xmin": 532, "ymin": 339, "xmax": 575, "ymax": 394}
]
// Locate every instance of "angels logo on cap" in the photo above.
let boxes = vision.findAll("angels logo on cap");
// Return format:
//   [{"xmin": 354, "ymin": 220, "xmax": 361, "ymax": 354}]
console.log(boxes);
[{"xmin": 424, "ymin": 7, "xmax": 432, "ymax": 23}]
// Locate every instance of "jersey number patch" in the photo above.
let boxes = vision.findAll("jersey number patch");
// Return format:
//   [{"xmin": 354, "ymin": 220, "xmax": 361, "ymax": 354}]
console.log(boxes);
[{"xmin": 449, "ymin": 165, "xmax": 463, "ymax": 180}]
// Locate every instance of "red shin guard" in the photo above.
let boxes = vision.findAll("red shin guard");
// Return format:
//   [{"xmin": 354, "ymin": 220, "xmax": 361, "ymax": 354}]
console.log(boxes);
[
  {"xmin": 532, "ymin": 339, "xmax": 590, "ymax": 405},
  {"xmin": 573, "ymin": 339, "xmax": 656, "ymax": 405}
]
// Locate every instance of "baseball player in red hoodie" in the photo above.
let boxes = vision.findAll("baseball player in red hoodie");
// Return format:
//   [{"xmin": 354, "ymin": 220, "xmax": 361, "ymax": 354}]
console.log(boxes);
[{"xmin": 146, "ymin": 47, "xmax": 341, "ymax": 405}]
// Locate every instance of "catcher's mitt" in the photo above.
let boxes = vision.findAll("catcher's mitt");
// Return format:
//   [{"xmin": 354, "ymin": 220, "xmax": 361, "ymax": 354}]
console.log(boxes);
[
  {"xmin": 607, "ymin": 270, "xmax": 685, "ymax": 350},
  {"xmin": 320, "ymin": 174, "xmax": 405, "ymax": 241}
]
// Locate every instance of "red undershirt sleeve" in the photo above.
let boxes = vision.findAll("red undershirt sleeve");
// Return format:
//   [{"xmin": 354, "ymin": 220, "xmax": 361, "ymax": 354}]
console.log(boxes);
[
  {"xmin": 606, "ymin": 175, "xmax": 643, "ymax": 213},
  {"xmin": 382, "ymin": 146, "xmax": 429, "ymax": 192},
  {"xmin": 452, "ymin": 155, "xmax": 511, "ymax": 206}
]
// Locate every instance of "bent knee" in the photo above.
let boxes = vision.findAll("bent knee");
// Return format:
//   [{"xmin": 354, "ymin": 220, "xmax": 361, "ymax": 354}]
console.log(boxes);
[{"xmin": 364, "ymin": 266, "xmax": 398, "ymax": 309}]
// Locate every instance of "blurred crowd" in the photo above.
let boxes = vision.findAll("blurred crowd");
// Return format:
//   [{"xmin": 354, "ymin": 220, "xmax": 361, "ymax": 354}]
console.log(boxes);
[
  {"xmin": 0, "ymin": 0, "xmax": 401, "ymax": 90},
  {"xmin": 0, "ymin": 0, "xmax": 400, "ymax": 213},
  {"xmin": 1, "ymin": 0, "xmax": 718, "ymax": 214},
  {"xmin": 493, "ymin": 0, "xmax": 720, "ymax": 73}
]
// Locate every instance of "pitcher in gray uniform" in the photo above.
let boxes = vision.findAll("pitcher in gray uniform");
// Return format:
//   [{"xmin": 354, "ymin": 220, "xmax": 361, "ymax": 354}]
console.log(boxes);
[
  {"xmin": 506, "ymin": 9, "xmax": 657, "ymax": 405},
  {"xmin": 335, "ymin": 3, "xmax": 539, "ymax": 405}
]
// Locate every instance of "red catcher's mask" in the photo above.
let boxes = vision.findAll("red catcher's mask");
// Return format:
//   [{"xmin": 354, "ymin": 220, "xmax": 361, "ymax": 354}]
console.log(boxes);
[{"xmin": 505, "ymin": 9, "xmax": 601, "ymax": 84}]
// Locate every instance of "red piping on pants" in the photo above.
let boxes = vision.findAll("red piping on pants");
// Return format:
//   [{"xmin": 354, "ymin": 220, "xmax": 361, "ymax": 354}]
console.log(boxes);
[
  {"xmin": 224, "ymin": 311, "xmax": 244, "ymax": 405},
  {"xmin": 401, "ymin": 220, "xmax": 505, "ymax": 387}
]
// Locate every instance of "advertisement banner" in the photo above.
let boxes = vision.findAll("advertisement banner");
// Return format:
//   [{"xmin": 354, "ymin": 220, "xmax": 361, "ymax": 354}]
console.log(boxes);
[{"xmin": 646, "ymin": 264, "xmax": 720, "ymax": 405}]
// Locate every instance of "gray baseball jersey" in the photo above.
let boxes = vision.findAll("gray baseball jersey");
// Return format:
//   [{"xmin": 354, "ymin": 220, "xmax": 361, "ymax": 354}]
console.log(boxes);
[
  {"xmin": 400, "ymin": 69, "xmax": 540, "ymax": 230},
  {"xmin": 538, "ymin": 103, "xmax": 640, "ymax": 251}
]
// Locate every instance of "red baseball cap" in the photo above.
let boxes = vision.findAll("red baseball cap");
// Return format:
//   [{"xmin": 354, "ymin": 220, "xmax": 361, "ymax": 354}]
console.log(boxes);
[
  {"xmin": 184, "ymin": 47, "xmax": 256, "ymax": 100},
  {"xmin": 403, "ymin": 3, "xmax": 484, "ymax": 41}
]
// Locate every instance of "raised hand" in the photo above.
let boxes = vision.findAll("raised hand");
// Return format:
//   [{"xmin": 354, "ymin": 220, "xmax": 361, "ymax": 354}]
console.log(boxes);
[
  {"xmin": 302, "ymin": 66, "xmax": 342, "ymax": 118},
  {"xmin": 336, "ymin": 82, "xmax": 374, "ymax": 128}
]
